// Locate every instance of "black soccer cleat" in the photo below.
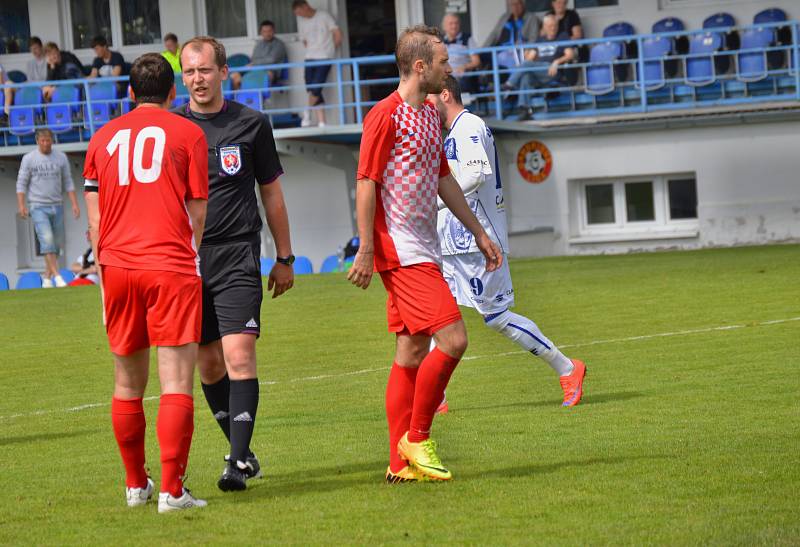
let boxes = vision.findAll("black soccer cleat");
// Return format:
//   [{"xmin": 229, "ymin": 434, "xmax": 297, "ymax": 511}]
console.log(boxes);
[{"xmin": 217, "ymin": 459, "xmax": 247, "ymax": 492}]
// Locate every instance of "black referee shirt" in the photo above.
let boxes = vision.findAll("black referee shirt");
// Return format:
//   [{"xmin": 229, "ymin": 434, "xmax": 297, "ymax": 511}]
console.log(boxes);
[{"xmin": 173, "ymin": 100, "xmax": 284, "ymax": 247}]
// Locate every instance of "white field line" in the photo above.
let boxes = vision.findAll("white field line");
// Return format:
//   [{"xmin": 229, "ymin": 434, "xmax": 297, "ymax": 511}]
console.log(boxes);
[{"xmin": 1, "ymin": 316, "xmax": 797, "ymax": 422}]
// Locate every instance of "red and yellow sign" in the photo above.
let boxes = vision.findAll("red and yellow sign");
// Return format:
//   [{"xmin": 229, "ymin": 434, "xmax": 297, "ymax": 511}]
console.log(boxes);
[{"xmin": 517, "ymin": 140, "xmax": 552, "ymax": 183}]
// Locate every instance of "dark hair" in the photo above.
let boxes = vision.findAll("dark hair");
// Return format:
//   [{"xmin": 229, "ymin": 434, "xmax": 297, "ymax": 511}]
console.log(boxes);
[
  {"xmin": 44, "ymin": 41, "xmax": 60, "ymax": 53},
  {"xmin": 35, "ymin": 128, "xmax": 53, "ymax": 139},
  {"xmin": 182, "ymin": 36, "xmax": 227, "ymax": 68},
  {"xmin": 129, "ymin": 53, "xmax": 174, "ymax": 105},
  {"xmin": 395, "ymin": 25, "xmax": 442, "ymax": 77},
  {"xmin": 441, "ymin": 75, "xmax": 463, "ymax": 105},
  {"xmin": 29, "ymin": 36, "xmax": 43, "ymax": 48},
  {"xmin": 291, "ymin": 0, "xmax": 308, "ymax": 9},
  {"xmin": 163, "ymin": 33, "xmax": 178, "ymax": 43},
  {"xmin": 90, "ymin": 35, "xmax": 108, "ymax": 48},
  {"xmin": 259, "ymin": 20, "xmax": 275, "ymax": 30}
]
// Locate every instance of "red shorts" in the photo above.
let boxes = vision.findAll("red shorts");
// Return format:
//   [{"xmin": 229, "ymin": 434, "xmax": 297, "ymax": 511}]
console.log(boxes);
[
  {"xmin": 379, "ymin": 262, "xmax": 462, "ymax": 336},
  {"xmin": 102, "ymin": 265, "xmax": 202, "ymax": 355}
]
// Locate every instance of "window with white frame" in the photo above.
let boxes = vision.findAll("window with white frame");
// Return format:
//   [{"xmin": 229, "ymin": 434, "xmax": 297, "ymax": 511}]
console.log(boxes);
[
  {"xmin": 67, "ymin": 0, "xmax": 161, "ymax": 49},
  {"xmin": 70, "ymin": 0, "xmax": 113, "ymax": 49},
  {"xmin": 574, "ymin": 174, "xmax": 698, "ymax": 238},
  {"xmin": 120, "ymin": 0, "xmax": 161, "ymax": 45},
  {"xmin": 255, "ymin": 0, "xmax": 297, "ymax": 34},
  {"xmin": 1, "ymin": 0, "xmax": 31, "ymax": 54},
  {"xmin": 205, "ymin": 0, "xmax": 248, "ymax": 38}
]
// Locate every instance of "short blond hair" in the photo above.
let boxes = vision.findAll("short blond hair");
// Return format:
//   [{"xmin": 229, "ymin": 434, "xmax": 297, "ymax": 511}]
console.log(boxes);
[
  {"xmin": 181, "ymin": 36, "xmax": 227, "ymax": 67},
  {"xmin": 395, "ymin": 25, "xmax": 442, "ymax": 77}
]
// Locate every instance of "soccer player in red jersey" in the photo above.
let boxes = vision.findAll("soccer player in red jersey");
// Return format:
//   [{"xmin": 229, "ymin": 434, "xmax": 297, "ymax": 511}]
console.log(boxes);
[
  {"xmin": 348, "ymin": 26, "xmax": 503, "ymax": 483},
  {"xmin": 83, "ymin": 53, "xmax": 210, "ymax": 512}
]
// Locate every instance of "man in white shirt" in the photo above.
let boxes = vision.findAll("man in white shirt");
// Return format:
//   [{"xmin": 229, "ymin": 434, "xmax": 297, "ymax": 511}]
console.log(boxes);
[
  {"xmin": 292, "ymin": 0, "xmax": 342, "ymax": 127},
  {"xmin": 26, "ymin": 37, "xmax": 49, "ymax": 82},
  {"xmin": 430, "ymin": 75, "xmax": 587, "ymax": 409}
]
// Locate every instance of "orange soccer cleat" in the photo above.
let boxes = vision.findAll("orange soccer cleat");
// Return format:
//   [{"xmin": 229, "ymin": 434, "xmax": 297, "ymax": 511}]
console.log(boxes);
[{"xmin": 560, "ymin": 359, "xmax": 587, "ymax": 407}]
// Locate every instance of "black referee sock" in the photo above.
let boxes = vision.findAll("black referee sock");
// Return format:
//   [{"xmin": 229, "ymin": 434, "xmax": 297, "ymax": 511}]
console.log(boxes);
[
  {"xmin": 201, "ymin": 374, "xmax": 231, "ymax": 441},
  {"xmin": 229, "ymin": 379, "xmax": 259, "ymax": 464}
]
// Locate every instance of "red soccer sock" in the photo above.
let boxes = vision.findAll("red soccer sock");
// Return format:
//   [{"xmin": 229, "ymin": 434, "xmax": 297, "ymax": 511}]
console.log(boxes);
[
  {"xmin": 385, "ymin": 363, "xmax": 418, "ymax": 473},
  {"xmin": 408, "ymin": 347, "xmax": 459, "ymax": 443},
  {"xmin": 156, "ymin": 393, "xmax": 194, "ymax": 498},
  {"xmin": 111, "ymin": 397, "xmax": 148, "ymax": 489}
]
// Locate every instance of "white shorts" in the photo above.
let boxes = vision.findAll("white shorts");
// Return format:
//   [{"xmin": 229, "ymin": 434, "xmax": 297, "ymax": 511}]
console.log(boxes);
[{"xmin": 442, "ymin": 253, "xmax": 515, "ymax": 316}]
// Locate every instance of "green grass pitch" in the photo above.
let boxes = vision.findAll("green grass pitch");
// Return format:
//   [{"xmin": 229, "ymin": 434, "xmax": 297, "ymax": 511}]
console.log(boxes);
[{"xmin": 0, "ymin": 244, "xmax": 798, "ymax": 545}]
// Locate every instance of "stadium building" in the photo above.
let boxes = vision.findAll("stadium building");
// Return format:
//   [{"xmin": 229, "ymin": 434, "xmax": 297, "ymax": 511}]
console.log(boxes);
[{"xmin": 0, "ymin": 0, "xmax": 798, "ymax": 285}]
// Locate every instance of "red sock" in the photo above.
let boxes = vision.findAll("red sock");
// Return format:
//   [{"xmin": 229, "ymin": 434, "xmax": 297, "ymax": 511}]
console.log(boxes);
[
  {"xmin": 156, "ymin": 393, "xmax": 194, "ymax": 498},
  {"xmin": 111, "ymin": 397, "xmax": 148, "ymax": 489},
  {"xmin": 408, "ymin": 347, "xmax": 459, "ymax": 443},
  {"xmin": 385, "ymin": 363, "xmax": 418, "ymax": 473}
]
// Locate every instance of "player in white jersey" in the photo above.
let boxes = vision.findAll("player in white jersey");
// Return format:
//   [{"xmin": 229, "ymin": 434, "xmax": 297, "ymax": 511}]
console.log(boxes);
[{"xmin": 429, "ymin": 75, "xmax": 586, "ymax": 407}]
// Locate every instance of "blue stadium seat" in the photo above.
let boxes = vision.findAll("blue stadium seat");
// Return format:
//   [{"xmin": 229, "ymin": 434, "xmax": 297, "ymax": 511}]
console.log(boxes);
[
  {"xmin": 0, "ymin": 272, "xmax": 9, "ymax": 291},
  {"xmin": 652, "ymin": 17, "xmax": 687, "ymax": 71},
  {"xmin": 753, "ymin": 8, "xmax": 787, "ymax": 25},
  {"xmin": 603, "ymin": 22, "xmax": 635, "ymax": 39},
  {"xmin": 639, "ymin": 37, "xmax": 672, "ymax": 90},
  {"xmin": 703, "ymin": 12, "xmax": 739, "ymax": 65},
  {"xmin": 738, "ymin": 28, "xmax": 774, "ymax": 82},
  {"xmin": 15, "ymin": 86, "xmax": 42, "ymax": 105},
  {"xmin": 754, "ymin": 8, "xmax": 789, "ymax": 69},
  {"xmin": 687, "ymin": 33, "xmax": 723, "ymax": 86},
  {"xmin": 58, "ymin": 268, "xmax": 75, "ymax": 284},
  {"xmin": 294, "ymin": 256, "xmax": 313, "ymax": 275},
  {"xmin": 9, "ymin": 106, "xmax": 38, "ymax": 139},
  {"xmin": 120, "ymin": 99, "xmax": 134, "ymax": 114},
  {"xmin": 703, "ymin": 12, "xmax": 736, "ymax": 30},
  {"xmin": 602, "ymin": 22, "xmax": 636, "ymax": 77},
  {"xmin": 46, "ymin": 85, "xmax": 80, "ymax": 134},
  {"xmin": 228, "ymin": 54, "xmax": 250, "ymax": 68},
  {"xmin": 235, "ymin": 70, "xmax": 270, "ymax": 109},
  {"xmin": 652, "ymin": 17, "xmax": 684, "ymax": 34},
  {"xmin": 84, "ymin": 82, "xmax": 118, "ymax": 130},
  {"xmin": 172, "ymin": 78, "xmax": 189, "ymax": 108},
  {"xmin": 260, "ymin": 257, "xmax": 275, "ymax": 275},
  {"xmin": 586, "ymin": 42, "xmax": 620, "ymax": 95},
  {"xmin": 319, "ymin": 255, "xmax": 339, "ymax": 273},
  {"xmin": 15, "ymin": 272, "xmax": 42, "ymax": 290},
  {"xmin": 6, "ymin": 70, "xmax": 27, "ymax": 83}
]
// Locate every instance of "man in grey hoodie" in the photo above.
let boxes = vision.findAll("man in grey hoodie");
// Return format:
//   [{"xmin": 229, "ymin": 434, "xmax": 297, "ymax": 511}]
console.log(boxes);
[{"xmin": 16, "ymin": 129, "xmax": 81, "ymax": 287}]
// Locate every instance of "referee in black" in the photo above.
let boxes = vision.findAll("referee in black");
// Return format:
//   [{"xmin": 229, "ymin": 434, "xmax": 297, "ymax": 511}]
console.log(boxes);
[{"xmin": 176, "ymin": 36, "xmax": 294, "ymax": 491}]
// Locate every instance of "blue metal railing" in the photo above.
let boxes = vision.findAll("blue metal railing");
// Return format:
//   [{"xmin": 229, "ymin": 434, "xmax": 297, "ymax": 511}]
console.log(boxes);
[{"xmin": 1, "ymin": 19, "xmax": 799, "ymax": 147}]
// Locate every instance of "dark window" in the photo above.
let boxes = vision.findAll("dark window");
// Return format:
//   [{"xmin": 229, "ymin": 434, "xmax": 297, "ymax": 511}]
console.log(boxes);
[
  {"xmin": 206, "ymin": 0, "xmax": 247, "ymax": 38},
  {"xmin": 586, "ymin": 184, "xmax": 615, "ymax": 224},
  {"xmin": 0, "ymin": 0, "xmax": 31, "ymax": 54},
  {"xmin": 120, "ymin": 0, "xmax": 161, "ymax": 45},
  {"xmin": 256, "ymin": 0, "xmax": 297, "ymax": 34},
  {"xmin": 625, "ymin": 181, "xmax": 655, "ymax": 222},
  {"xmin": 71, "ymin": 0, "xmax": 112, "ymax": 49},
  {"xmin": 668, "ymin": 178, "xmax": 698, "ymax": 219},
  {"xmin": 575, "ymin": 0, "xmax": 619, "ymax": 8}
]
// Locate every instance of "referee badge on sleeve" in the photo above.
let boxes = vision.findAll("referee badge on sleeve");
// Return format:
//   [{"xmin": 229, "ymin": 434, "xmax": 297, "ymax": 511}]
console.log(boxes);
[{"xmin": 219, "ymin": 145, "xmax": 242, "ymax": 176}]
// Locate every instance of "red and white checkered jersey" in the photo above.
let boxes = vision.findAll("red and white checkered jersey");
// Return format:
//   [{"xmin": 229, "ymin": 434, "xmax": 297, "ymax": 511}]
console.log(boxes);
[{"xmin": 357, "ymin": 91, "xmax": 450, "ymax": 272}]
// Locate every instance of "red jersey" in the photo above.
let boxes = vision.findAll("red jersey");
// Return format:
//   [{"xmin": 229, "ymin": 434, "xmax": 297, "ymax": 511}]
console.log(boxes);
[
  {"xmin": 357, "ymin": 91, "xmax": 450, "ymax": 272},
  {"xmin": 83, "ymin": 107, "xmax": 208, "ymax": 276}
]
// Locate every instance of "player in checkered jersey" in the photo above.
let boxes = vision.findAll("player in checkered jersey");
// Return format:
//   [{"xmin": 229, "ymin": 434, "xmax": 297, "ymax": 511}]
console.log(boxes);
[
  {"xmin": 348, "ymin": 25, "xmax": 503, "ymax": 483},
  {"xmin": 429, "ymin": 76, "xmax": 586, "ymax": 410}
]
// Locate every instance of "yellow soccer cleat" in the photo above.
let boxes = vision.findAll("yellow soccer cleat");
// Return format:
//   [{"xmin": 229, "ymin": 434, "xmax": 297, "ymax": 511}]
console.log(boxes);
[
  {"xmin": 397, "ymin": 432, "xmax": 452, "ymax": 481},
  {"xmin": 385, "ymin": 465, "xmax": 426, "ymax": 484}
]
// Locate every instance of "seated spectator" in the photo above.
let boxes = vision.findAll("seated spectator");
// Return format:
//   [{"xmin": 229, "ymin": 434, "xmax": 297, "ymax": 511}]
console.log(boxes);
[
  {"xmin": 442, "ymin": 13, "xmax": 480, "ymax": 94},
  {"xmin": 88, "ymin": 35, "xmax": 127, "ymax": 78},
  {"xmin": 161, "ymin": 33, "xmax": 181, "ymax": 74},
  {"xmin": 0, "ymin": 64, "xmax": 11, "ymax": 123},
  {"xmin": 42, "ymin": 42, "xmax": 84, "ymax": 101},
  {"xmin": 484, "ymin": 0, "xmax": 540, "ymax": 69},
  {"xmin": 70, "ymin": 230, "xmax": 99, "ymax": 285},
  {"xmin": 502, "ymin": 14, "xmax": 575, "ymax": 116},
  {"xmin": 27, "ymin": 37, "xmax": 49, "ymax": 82},
  {"xmin": 230, "ymin": 20, "xmax": 288, "ymax": 89},
  {"xmin": 547, "ymin": 0, "xmax": 586, "ymax": 62},
  {"xmin": 293, "ymin": 0, "xmax": 342, "ymax": 127}
]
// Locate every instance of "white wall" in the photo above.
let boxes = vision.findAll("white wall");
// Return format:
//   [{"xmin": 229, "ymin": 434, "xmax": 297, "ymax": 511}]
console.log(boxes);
[{"xmin": 498, "ymin": 119, "xmax": 800, "ymax": 256}]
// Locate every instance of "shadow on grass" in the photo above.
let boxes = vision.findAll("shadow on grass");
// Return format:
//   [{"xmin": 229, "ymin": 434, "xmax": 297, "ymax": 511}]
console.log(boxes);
[
  {"xmin": 0, "ymin": 429, "xmax": 99, "ymax": 447},
  {"xmin": 460, "ymin": 454, "xmax": 672, "ymax": 480},
  {"xmin": 451, "ymin": 391, "xmax": 644, "ymax": 414}
]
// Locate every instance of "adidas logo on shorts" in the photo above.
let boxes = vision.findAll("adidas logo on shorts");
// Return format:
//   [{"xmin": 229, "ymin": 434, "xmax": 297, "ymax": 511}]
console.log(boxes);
[
  {"xmin": 233, "ymin": 412, "xmax": 253, "ymax": 422},
  {"xmin": 245, "ymin": 318, "xmax": 258, "ymax": 328}
]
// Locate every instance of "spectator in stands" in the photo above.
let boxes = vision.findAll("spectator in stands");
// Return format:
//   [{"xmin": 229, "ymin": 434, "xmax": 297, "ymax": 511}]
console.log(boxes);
[
  {"xmin": 27, "ymin": 37, "xmax": 49, "ymax": 81},
  {"xmin": 88, "ymin": 35, "xmax": 127, "ymax": 78},
  {"xmin": 484, "ymin": 0, "xmax": 540, "ymax": 69},
  {"xmin": 547, "ymin": 0, "xmax": 586, "ymax": 62},
  {"xmin": 293, "ymin": 0, "xmax": 342, "ymax": 127},
  {"xmin": 0, "ymin": 64, "xmax": 11, "ymax": 123},
  {"xmin": 502, "ymin": 14, "xmax": 575, "ymax": 117},
  {"xmin": 16, "ymin": 128, "xmax": 81, "ymax": 288},
  {"xmin": 42, "ymin": 42, "xmax": 84, "ymax": 101},
  {"xmin": 161, "ymin": 33, "xmax": 181, "ymax": 73},
  {"xmin": 70, "ymin": 230, "xmax": 99, "ymax": 285},
  {"xmin": 442, "ymin": 13, "xmax": 480, "ymax": 94},
  {"xmin": 230, "ymin": 20, "xmax": 288, "ymax": 89}
]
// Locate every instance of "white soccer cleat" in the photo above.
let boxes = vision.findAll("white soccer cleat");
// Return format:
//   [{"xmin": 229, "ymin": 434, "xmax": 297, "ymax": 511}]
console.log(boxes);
[
  {"xmin": 158, "ymin": 488, "xmax": 208, "ymax": 513},
  {"xmin": 54, "ymin": 275, "xmax": 67, "ymax": 288},
  {"xmin": 41, "ymin": 277, "xmax": 54, "ymax": 288},
  {"xmin": 126, "ymin": 477, "xmax": 154, "ymax": 507}
]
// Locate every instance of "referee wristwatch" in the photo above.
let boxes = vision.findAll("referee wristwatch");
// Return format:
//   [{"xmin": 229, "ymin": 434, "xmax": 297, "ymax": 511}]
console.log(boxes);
[{"xmin": 276, "ymin": 254, "xmax": 295, "ymax": 266}]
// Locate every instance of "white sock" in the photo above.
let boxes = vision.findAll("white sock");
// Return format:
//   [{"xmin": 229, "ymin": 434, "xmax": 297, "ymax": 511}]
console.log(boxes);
[{"xmin": 485, "ymin": 310, "xmax": 574, "ymax": 376}]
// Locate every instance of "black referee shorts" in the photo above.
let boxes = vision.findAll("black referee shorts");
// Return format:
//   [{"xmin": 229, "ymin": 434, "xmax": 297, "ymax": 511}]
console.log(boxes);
[{"xmin": 199, "ymin": 238, "xmax": 263, "ymax": 345}]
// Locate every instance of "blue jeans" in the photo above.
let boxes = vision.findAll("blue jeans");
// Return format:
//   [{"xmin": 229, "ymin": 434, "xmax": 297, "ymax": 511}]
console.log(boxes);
[
  {"xmin": 507, "ymin": 60, "xmax": 557, "ymax": 107},
  {"xmin": 30, "ymin": 204, "xmax": 64, "ymax": 255}
]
